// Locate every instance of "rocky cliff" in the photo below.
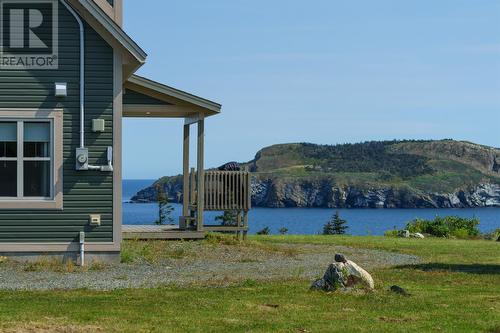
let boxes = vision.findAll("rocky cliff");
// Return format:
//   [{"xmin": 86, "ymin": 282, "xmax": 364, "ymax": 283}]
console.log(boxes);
[
  {"xmin": 131, "ymin": 140, "xmax": 500, "ymax": 208},
  {"xmin": 250, "ymin": 178, "xmax": 500, "ymax": 208}
]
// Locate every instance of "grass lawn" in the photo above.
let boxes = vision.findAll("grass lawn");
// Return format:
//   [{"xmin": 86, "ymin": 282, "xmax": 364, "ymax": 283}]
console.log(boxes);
[{"xmin": 0, "ymin": 236, "xmax": 498, "ymax": 333}]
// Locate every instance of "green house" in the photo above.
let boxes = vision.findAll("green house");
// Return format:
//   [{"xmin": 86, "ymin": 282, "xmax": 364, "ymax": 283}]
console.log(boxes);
[{"xmin": 0, "ymin": 0, "xmax": 252, "ymax": 264}]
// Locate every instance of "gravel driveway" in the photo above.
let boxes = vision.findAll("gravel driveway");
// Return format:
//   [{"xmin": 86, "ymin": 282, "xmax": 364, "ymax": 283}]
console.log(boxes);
[{"xmin": 0, "ymin": 243, "xmax": 419, "ymax": 291}]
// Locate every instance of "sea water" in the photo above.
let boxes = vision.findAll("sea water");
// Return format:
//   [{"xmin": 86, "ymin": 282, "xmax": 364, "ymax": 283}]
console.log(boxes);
[{"xmin": 123, "ymin": 180, "xmax": 500, "ymax": 236}]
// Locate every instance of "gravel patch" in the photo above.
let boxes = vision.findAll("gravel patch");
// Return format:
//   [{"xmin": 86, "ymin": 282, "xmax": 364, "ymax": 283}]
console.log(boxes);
[{"xmin": 0, "ymin": 243, "xmax": 420, "ymax": 291}]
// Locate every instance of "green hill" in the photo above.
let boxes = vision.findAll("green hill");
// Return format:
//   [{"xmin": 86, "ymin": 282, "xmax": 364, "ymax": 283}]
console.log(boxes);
[
  {"xmin": 245, "ymin": 140, "xmax": 500, "ymax": 193},
  {"xmin": 132, "ymin": 140, "xmax": 500, "ymax": 208}
]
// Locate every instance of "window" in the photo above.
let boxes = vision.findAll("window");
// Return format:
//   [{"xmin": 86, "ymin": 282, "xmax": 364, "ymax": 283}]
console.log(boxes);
[
  {"xmin": 0, "ymin": 122, "xmax": 17, "ymax": 197},
  {"xmin": 0, "ymin": 110, "xmax": 62, "ymax": 209}
]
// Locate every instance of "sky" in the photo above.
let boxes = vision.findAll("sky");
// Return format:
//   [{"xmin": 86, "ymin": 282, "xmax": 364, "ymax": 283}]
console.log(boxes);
[{"xmin": 122, "ymin": 0, "xmax": 500, "ymax": 179}]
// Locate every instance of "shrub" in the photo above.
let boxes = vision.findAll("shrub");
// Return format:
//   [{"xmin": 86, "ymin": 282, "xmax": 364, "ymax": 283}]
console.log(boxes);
[
  {"xmin": 384, "ymin": 229, "xmax": 398, "ymax": 237},
  {"xmin": 405, "ymin": 216, "xmax": 480, "ymax": 238},
  {"xmin": 450, "ymin": 228, "xmax": 470, "ymax": 239},
  {"xmin": 279, "ymin": 227, "xmax": 289, "ymax": 235}
]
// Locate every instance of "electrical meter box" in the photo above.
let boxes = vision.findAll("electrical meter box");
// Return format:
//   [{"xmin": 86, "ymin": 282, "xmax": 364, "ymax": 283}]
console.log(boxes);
[{"xmin": 75, "ymin": 147, "xmax": 89, "ymax": 171}]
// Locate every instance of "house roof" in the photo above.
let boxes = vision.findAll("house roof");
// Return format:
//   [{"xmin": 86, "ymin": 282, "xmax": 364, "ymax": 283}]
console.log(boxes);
[
  {"xmin": 67, "ymin": 0, "xmax": 222, "ymax": 116},
  {"xmin": 124, "ymin": 75, "xmax": 222, "ymax": 118},
  {"xmin": 68, "ymin": 0, "xmax": 147, "ymax": 77},
  {"xmin": 79, "ymin": 0, "xmax": 146, "ymax": 61}
]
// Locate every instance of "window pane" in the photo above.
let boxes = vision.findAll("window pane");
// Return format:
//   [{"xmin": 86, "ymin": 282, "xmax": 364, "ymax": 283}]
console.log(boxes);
[
  {"xmin": 24, "ymin": 161, "xmax": 50, "ymax": 197},
  {"xmin": 0, "ymin": 161, "xmax": 17, "ymax": 197},
  {"xmin": 0, "ymin": 142, "xmax": 16, "ymax": 158},
  {"xmin": 24, "ymin": 142, "xmax": 50, "ymax": 158},
  {"xmin": 0, "ymin": 122, "xmax": 17, "ymax": 158},
  {"xmin": 24, "ymin": 122, "xmax": 50, "ymax": 158},
  {"xmin": 24, "ymin": 122, "xmax": 50, "ymax": 142}
]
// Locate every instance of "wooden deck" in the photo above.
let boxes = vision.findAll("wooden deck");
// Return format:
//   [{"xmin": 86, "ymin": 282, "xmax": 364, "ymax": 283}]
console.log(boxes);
[{"xmin": 122, "ymin": 225, "xmax": 205, "ymax": 240}]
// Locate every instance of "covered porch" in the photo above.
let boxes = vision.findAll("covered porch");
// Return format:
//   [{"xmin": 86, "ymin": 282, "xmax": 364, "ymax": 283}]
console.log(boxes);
[{"xmin": 122, "ymin": 75, "xmax": 251, "ymax": 239}]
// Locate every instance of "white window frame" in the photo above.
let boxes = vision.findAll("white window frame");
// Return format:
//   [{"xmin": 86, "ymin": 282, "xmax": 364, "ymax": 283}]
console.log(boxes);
[{"xmin": 0, "ymin": 109, "xmax": 63, "ymax": 210}]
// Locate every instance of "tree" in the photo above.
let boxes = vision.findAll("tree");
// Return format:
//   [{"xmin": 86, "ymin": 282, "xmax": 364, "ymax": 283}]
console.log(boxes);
[
  {"xmin": 257, "ymin": 227, "xmax": 271, "ymax": 235},
  {"xmin": 323, "ymin": 211, "xmax": 348, "ymax": 235},
  {"xmin": 155, "ymin": 184, "xmax": 174, "ymax": 225},
  {"xmin": 215, "ymin": 211, "xmax": 239, "ymax": 227},
  {"xmin": 279, "ymin": 227, "xmax": 289, "ymax": 235}
]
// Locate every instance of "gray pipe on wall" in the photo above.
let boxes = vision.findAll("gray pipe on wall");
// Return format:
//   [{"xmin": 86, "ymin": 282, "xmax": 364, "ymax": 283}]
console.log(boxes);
[{"xmin": 59, "ymin": 0, "xmax": 85, "ymax": 149}]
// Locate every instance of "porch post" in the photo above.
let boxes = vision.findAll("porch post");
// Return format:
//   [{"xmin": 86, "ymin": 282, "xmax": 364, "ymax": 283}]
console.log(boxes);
[
  {"xmin": 196, "ymin": 117, "xmax": 205, "ymax": 231},
  {"xmin": 182, "ymin": 124, "xmax": 190, "ymax": 222}
]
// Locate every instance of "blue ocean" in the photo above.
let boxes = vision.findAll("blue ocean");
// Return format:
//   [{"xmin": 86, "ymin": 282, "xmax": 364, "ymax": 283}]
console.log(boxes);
[{"xmin": 123, "ymin": 180, "xmax": 500, "ymax": 236}]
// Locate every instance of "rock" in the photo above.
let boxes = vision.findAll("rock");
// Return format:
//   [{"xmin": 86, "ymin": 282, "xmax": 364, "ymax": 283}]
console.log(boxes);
[
  {"xmin": 311, "ymin": 255, "xmax": 374, "ymax": 291},
  {"xmin": 398, "ymin": 230, "xmax": 410, "ymax": 238},
  {"xmin": 344, "ymin": 260, "xmax": 375, "ymax": 290},
  {"xmin": 411, "ymin": 232, "xmax": 425, "ymax": 239},
  {"xmin": 390, "ymin": 285, "xmax": 411, "ymax": 296},
  {"xmin": 131, "ymin": 173, "xmax": 500, "ymax": 209},
  {"xmin": 334, "ymin": 254, "xmax": 347, "ymax": 263},
  {"xmin": 311, "ymin": 263, "xmax": 347, "ymax": 292}
]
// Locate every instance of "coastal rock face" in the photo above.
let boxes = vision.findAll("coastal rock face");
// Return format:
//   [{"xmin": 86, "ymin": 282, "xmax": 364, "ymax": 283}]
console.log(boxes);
[
  {"xmin": 131, "ymin": 177, "xmax": 500, "ymax": 209},
  {"xmin": 248, "ymin": 178, "xmax": 500, "ymax": 208},
  {"xmin": 131, "ymin": 176, "xmax": 184, "ymax": 203}
]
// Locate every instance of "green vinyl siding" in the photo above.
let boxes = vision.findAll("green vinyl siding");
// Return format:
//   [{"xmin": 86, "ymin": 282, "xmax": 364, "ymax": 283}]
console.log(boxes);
[
  {"xmin": 0, "ymin": 6, "xmax": 114, "ymax": 243},
  {"xmin": 123, "ymin": 89, "xmax": 170, "ymax": 105}
]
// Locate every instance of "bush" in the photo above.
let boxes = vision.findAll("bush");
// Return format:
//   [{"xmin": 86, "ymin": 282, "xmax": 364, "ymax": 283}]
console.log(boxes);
[
  {"xmin": 405, "ymin": 216, "xmax": 480, "ymax": 238},
  {"xmin": 384, "ymin": 230, "xmax": 399, "ymax": 237},
  {"xmin": 450, "ymin": 228, "xmax": 470, "ymax": 239},
  {"xmin": 279, "ymin": 227, "xmax": 289, "ymax": 235}
]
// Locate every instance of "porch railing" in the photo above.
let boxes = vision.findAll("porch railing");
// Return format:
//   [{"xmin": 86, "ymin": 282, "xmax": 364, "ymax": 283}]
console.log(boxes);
[
  {"xmin": 183, "ymin": 169, "xmax": 251, "ymax": 237},
  {"xmin": 203, "ymin": 170, "xmax": 251, "ymax": 211}
]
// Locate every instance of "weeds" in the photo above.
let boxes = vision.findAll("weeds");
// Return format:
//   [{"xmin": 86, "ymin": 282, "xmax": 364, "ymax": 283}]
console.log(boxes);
[
  {"xmin": 23, "ymin": 258, "xmax": 76, "ymax": 273},
  {"xmin": 120, "ymin": 234, "xmax": 300, "ymax": 264},
  {"xmin": 205, "ymin": 233, "xmax": 241, "ymax": 246},
  {"xmin": 89, "ymin": 260, "xmax": 108, "ymax": 271},
  {"xmin": 22, "ymin": 258, "xmax": 107, "ymax": 273},
  {"xmin": 121, "ymin": 239, "xmax": 194, "ymax": 264},
  {"xmin": 205, "ymin": 233, "xmax": 299, "ymax": 257}
]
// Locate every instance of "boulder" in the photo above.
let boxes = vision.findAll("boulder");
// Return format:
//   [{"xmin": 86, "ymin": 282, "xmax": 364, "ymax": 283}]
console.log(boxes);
[
  {"xmin": 311, "ymin": 254, "xmax": 374, "ymax": 291},
  {"xmin": 311, "ymin": 263, "xmax": 347, "ymax": 292},
  {"xmin": 411, "ymin": 232, "xmax": 425, "ymax": 239},
  {"xmin": 398, "ymin": 230, "xmax": 410, "ymax": 238},
  {"xmin": 344, "ymin": 259, "xmax": 375, "ymax": 290}
]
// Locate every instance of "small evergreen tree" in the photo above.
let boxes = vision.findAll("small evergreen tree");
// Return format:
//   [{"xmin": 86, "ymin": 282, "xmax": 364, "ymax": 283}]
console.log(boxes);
[
  {"xmin": 279, "ymin": 227, "xmax": 289, "ymax": 235},
  {"xmin": 155, "ymin": 184, "xmax": 174, "ymax": 225},
  {"xmin": 215, "ymin": 211, "xmax": 239, "ymax": 227},
  {"xmin": 323, "ymin": 211, "xmax": 348, "ymax": 235}
]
